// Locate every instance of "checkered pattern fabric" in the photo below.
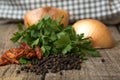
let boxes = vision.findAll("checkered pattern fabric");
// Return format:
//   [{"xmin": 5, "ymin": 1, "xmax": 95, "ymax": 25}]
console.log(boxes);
[{"xmin": 0, "ymin": 0, "xmax": 120, "ymax": 22}]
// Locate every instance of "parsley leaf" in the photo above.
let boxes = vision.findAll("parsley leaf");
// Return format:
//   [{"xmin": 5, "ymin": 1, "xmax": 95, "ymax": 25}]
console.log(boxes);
[
  {"xmin": 19, "ymin": 57, "xmax": 31, "ymax": 65},
  {"xmin": 11, "ymin": 16, "xmax": 100, "ymax": 59},
  {"xmin": 17, "ymin": 23, "xmax": 24, "ymax": 30}
]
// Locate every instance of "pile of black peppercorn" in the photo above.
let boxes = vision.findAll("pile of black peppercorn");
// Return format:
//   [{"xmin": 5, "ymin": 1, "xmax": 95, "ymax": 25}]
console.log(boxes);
[{"xmin": 17, "ymin": 54, "xmax": 83, "ymax": 80}]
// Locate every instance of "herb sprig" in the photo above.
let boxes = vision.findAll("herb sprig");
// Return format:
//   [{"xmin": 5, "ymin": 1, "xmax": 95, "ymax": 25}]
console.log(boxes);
[{"xmin": 11, "ymin": 16, "xmax": 100, "ymax": 59}]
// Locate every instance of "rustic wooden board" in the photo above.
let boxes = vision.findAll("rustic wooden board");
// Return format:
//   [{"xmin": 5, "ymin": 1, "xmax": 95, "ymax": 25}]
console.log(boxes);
[{"xmin": 0, "ymin": 22, "xmax": 120, "ymax": 80}]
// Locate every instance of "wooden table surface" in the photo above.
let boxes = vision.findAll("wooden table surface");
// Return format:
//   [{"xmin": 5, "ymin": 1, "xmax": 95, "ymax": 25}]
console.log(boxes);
[{"xmin": 0, "ymin": 21, "xmax": 120, "ymax": 80}]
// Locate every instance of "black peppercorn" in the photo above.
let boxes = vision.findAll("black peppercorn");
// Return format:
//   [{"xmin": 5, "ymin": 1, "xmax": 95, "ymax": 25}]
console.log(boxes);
[
  {"xmin": 20, "ymin": 67, "xmax": 24, "ymax": 71},
  {"xmin": 59, "ymin": 71, "xmax": 63, "ymax": 75},
  {"xmin": 16, "ymin": 70, "xmax": 21, "ymax": 74},
  {"xmin": 17, "ymin": 54, "xmax": 82, "ymax": 80},
  {"xmin": 101, "ymin": 58, "xmax": 105, "ymax": 62}
]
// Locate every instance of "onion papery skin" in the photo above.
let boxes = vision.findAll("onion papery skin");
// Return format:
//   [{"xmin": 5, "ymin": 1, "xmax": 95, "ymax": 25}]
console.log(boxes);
[
  {"xmin": 73, "ymin": 19, "xmax": 115, "ymax": 48},
  {"xmin": 24, "ymin": 7, "xmax": 69, "ymax": 28}
]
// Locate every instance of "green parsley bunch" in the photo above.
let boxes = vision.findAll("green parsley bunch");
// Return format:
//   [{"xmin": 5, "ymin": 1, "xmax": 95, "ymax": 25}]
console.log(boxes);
[{"xmin": 11, "ymin": 16, "xmax": 100, "ymax": 59}]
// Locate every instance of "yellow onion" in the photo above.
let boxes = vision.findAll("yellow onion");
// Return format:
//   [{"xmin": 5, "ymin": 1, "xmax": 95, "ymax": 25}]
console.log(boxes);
[
  {"xmin": 24, "ymin": 7, "xmax": 69, "ymax": 28},
  {"xmin": 73, "ymin": 19, "xmax": 115, "ymax": 48}
]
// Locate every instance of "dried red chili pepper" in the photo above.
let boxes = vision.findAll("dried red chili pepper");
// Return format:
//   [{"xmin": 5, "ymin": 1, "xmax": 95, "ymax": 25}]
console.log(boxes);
[
  {"xmin": 0, "ymin": 43, "xmax": 42, "ymax": 66},
  {"xmin": 35, "ymin": 46, "xmax": 42, "ymax": 59}
]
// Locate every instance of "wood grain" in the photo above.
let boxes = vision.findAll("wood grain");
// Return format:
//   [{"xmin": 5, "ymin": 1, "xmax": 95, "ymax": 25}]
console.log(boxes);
[{"xmin": 0, "ymin": 22, "xmax": 120, "ymax": 80}]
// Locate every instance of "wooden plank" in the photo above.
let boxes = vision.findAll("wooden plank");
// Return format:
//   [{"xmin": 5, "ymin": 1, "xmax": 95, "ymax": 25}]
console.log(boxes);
[
  {"xmin": 0, "ymin": 22, "xmax": 120, "ymax": 80},
  {"xmin": 108, "ymin": 26, "xmax": 120, "ymax": 41}
]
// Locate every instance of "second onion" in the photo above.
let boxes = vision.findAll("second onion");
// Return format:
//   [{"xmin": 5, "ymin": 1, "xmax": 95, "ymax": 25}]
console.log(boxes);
[{"xmin": 73, "ymin": 19, "xmax": 115, "ymax": 48}]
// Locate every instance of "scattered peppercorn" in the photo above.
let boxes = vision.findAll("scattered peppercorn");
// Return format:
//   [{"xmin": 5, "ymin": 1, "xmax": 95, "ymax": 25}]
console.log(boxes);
[
  {"xmin": 59, "ymin": 71, "xmax": 63, "ymax": 75},
  {"xmin": 20, "ymin": 67, "xmax": 24, "ymax": 71},
  {"xmin": 16, "ymin": 70, "xmax": 21, "ymax": 74},
  {"xmin": 101, "ymin": 58, "xmax": 105, "ymax": 63},
  {"xmin": 17, "ymin": 54, "xmax": 83, "ymax": 80}
]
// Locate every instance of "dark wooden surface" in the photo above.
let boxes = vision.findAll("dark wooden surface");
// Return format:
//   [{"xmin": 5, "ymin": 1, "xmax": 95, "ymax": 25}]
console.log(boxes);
[{"xmin": 0, "ymin": 21, "xmax": 120, "ymax": 80}]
